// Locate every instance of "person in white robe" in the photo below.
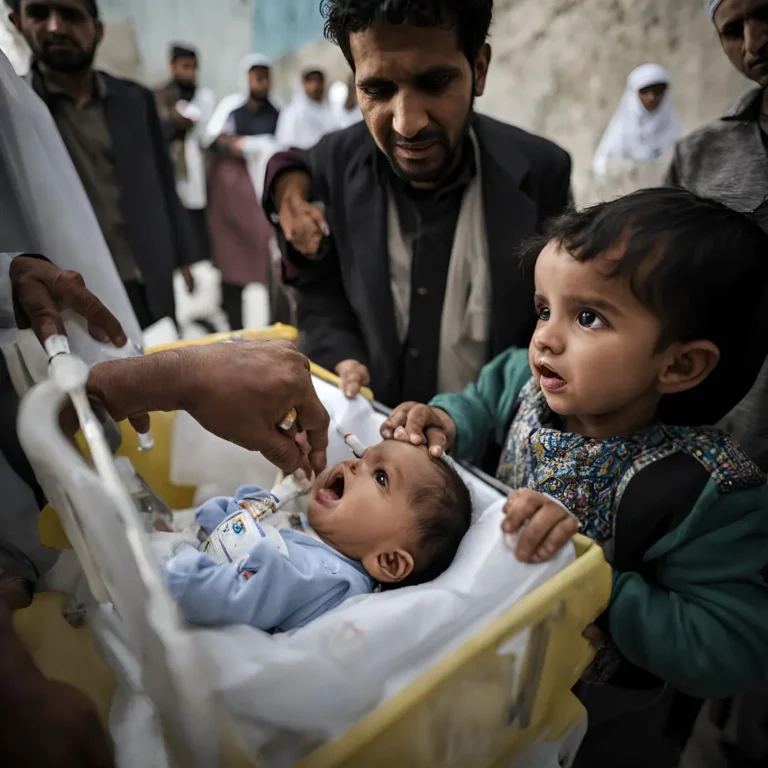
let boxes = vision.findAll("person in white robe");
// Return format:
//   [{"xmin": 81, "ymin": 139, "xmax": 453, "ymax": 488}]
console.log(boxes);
[{"xmin": 593, "ymin": 63, "xmax": 682, "ymax": 177}]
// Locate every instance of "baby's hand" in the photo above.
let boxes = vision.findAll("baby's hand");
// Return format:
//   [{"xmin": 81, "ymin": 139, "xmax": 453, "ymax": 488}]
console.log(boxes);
[
  {"xmin": 502, "ymin": 490, "xmax": 579, "ymax": 563},
  {"xmin": 380, "ymin": 402, "xmax": 457, "ymax": 457}
]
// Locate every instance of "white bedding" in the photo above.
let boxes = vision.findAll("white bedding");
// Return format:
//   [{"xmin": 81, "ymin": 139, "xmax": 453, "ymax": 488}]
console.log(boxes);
[{"xmin": 53, "ymin": 379, "xmax": 575, "ymax": 767}]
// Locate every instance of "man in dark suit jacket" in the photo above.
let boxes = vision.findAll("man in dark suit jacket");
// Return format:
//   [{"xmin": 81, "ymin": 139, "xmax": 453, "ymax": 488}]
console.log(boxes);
[
  {"xmin": 264, "ymin": 0, "xmax": 572, "ymax": 408},
  {"xmin": 9, "ymin": 0, "xmax": 196, "ymax": 329}
]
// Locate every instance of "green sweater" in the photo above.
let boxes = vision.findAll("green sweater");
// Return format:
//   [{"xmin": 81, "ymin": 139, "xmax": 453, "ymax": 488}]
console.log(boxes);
[{"xmin": 432, "ymin": 348, "xmax": 768, "ymax": 699}]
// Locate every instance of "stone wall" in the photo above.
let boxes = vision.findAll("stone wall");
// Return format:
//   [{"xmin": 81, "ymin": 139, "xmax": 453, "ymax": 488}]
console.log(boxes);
[{"xmin": 479, "ymin": 0, "xmax": 747, "ymax": 202}]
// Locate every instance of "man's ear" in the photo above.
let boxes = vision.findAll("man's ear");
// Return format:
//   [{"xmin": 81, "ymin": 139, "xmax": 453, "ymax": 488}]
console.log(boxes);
[
  {"xmin": 657, "ymin": 340, "xmax": 720, "ymax": 395},
  {"xmin": 363, "ymin": 549, "xmax": 414, "ymax": 584},
  {"xmin": 96, "ymin": 20, "xmax": 105, "ymax": 46},
  {"xmin": 474, "ymin": 43, "xmax": 492, "ymax": 97}
]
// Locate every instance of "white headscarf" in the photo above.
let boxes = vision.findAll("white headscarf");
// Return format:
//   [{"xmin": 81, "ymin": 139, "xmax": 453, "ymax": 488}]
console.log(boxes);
[
  {"xmin": 203, "ymin": 53, "xmax": 273, "ymax": 147},
  {"xmin": 592, "ymin": 63, "xmax": 681, "ymax": 177}
]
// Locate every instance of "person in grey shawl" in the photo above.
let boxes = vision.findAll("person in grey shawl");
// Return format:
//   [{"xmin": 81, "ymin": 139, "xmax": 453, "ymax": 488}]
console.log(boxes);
[{"xmin": 667, "ymin": 0, "xmax": 768, "ymax": 472}]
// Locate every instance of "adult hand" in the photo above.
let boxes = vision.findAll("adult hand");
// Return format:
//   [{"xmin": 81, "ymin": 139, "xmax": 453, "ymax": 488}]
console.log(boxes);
[
  {"xmin": 275, "ymin": 171, "xmax": 329, "ymax": 256},
  {"xmin": 171, "ymin": 107, "xmax": 195, "ymax": 130},
  {"xmin": 10, "ymin": 255, "xmax": 127, "ymax": 347},
  {"xmin": 335, "ymin": 359, "xmax": 370, "ymax": 399},
  {"xmin": 0, "ymin": 607, "xmax": 115, "ymax": 767},
  {"xmin": 502, "ymin": 490, "xmax": 579, "ymax": 563},
  {"xmin": 180, "ymin": 265, "xmax": 195, "ymax": 293},
  {"xmin": 88, "ymin": 341, "xmax": 330, "ymax": 475},
  {"xmin": 381, "ymin": 402, "xmax": 457, "ymax": 458}
]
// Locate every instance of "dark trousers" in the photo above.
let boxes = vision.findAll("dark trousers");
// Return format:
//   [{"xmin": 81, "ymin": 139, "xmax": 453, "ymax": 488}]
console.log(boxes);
[
  {"xmin": 573, "ymin": 683, "xmax": 701, "ymax": 768},
  {"xmin": 221, "ymin": 282, "xmax": 244, "ymax": 332},
  {"xmin": 123, "ymin": 281, "xmax": 157, "ymax": 331},
  {"xmin": 187, "ymin": 207, "xmax": 211, "ymax": 264}
]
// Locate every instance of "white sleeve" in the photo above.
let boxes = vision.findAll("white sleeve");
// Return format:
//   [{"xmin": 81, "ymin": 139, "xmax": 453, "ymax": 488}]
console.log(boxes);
[{"xmin": 0, "ymin": 253, "xmax": 20, "ymax": 329}]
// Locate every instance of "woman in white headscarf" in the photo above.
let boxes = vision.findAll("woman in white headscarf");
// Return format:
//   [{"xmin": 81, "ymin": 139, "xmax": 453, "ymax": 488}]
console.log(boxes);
[{"xmin": 592, "ymin": 64, "xmax": 682, "ymax": 177}]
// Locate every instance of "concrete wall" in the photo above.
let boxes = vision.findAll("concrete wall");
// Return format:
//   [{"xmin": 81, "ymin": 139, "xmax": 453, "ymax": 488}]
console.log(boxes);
[{"xmin": 480, "ymin": 0, "xmax": 747, "ymax": 201}]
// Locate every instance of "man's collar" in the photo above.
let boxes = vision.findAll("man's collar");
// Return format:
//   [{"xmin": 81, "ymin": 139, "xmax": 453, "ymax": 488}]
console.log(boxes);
[
  {"xmin": 31, "ymin": 63, "xmax": 109, "ymax": 102},
  {"xmin": 723, "ymin": 87, "xmax": 764, "ymax": 121}
]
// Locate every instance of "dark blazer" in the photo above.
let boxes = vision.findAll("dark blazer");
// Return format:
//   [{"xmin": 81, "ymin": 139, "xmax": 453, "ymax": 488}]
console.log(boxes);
[
  {"xmin": 265, "ymin": 114, "xmax": 572, "ymax": 406},
  {"xmin": 31, "ymin": 69, "xmax": 195, "ymax": 323}
]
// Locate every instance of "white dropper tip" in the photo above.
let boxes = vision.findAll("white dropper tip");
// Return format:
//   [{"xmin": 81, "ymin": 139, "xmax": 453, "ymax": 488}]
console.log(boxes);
[{"xmin": 137, "ymin": 432, "xmax": 154, "ymax": 452}]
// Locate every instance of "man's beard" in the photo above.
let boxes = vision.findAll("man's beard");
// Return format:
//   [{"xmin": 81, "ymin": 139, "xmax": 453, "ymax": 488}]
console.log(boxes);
[
  {"xmin": 174, "ymin": 79, "xmax": 197, "ymax": 102},
  {"xmin": 384, "ymin": 103, "xmax": 473, "ymax": 187},
  {"xmin": 249, "ymin": 89, "xmax": 269, "ymax": 102},
  {"xmin": 36, "ymin": 36, "xmax": 97, "ymax": 74}
]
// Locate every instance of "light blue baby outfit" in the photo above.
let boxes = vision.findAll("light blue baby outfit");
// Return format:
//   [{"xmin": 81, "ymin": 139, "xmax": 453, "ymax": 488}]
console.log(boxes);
[{"xmin": 165, "ymin": 486, "xmax": 373, "ymax": 633}]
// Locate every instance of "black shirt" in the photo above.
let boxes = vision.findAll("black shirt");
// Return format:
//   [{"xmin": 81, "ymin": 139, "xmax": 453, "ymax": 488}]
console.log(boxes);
[{"xmin": 379, "ymin": 141, "xmax": 477, "ymax": 403}]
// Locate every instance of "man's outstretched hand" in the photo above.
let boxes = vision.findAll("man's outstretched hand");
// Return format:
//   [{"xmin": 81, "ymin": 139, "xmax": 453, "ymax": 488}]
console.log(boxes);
[
  {"xmin": 88, "ymin": 341, "xmax": 330, "ymax": 475},
  {"xmin": 10, "ymin": 255, "xmax": 127, "ymax": 347}
]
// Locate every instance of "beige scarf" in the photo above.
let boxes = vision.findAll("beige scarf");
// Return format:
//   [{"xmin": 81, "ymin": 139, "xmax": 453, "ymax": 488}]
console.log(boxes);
[{"xmin": 388, "ymin": 131, "xmax": 491, "ymax": 394}]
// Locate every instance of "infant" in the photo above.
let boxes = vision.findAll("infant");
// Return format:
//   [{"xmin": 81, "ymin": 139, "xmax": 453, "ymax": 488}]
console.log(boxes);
[{"xmin": 165, "ymin": 440, "xmax": 471, "ymax": 633}]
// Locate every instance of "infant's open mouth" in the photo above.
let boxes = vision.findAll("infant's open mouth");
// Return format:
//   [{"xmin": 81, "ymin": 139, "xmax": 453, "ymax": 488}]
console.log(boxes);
[
  {"xmin": 326, "ymin": 472, "xmax": 346, "ymax": 501},
  {"xmin": 540, "ymin": 364, "xmax": 563, "ymax": 380},
  {"xmin": 315, "ymin": 470, "xmax": 346, "ymax": 508}
]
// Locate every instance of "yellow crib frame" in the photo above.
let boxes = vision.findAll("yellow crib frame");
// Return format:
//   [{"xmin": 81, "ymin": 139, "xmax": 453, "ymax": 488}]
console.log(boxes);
[{"xmin": 19, "ymin": 327, "xmax": 612, "ymax": 767}]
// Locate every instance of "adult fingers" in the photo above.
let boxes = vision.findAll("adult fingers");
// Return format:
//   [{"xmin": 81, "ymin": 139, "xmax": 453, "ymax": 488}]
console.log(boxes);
[
  {"xmin": 260, "ymin": 430, "xmax": 303, "ymax": 475},
  {"xmin": 502, "ymin": 490, "xmax": 543, "ymax": 534},
  {"xmin": 530, "ymin": 516, "xmax": 579, "ymax": 563},
  {"xmin": 128, "ymin": 414, "xmax": 151, "ymax": 436},
  {"xmin": 308, "ymin": 204, "xmax": 330, "ymax": 238},
  {"xmin": 13, "ymin": 274, "xmax": 66, "ymax": 342},
  {"xmin": 380, "ymin": 402, "xmax": 417, "ymax": 439},
  {"xmin": 293, "ymin": 387, "xmax": 330, "ymax": 476},
  {"xmin": 53, "ymin": 271, "xmax": 127, "ymax": 347}
]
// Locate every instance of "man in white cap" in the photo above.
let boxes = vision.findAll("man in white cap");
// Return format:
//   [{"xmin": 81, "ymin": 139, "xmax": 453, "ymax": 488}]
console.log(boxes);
[{"xmin": 667, "ymin": 0, "xmax": 768, "ymax": 472}]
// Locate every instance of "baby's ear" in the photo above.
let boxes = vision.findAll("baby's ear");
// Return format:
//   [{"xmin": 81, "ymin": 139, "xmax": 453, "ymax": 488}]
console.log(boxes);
[
  {"xmin": 364, "ymin": 550, "xmax": 414, "ymax": 584},
  {"xmin": 657, "ymin": 340, "xmax": 720, "ymax": 395}
]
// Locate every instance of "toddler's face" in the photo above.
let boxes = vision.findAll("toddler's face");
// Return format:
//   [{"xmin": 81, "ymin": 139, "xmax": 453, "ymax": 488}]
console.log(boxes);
[
  {"xmin": 528, "ymin": 240, "xmax": 667, "ymax": 437},
  {"xmin": 308, "ymin": 440, "xmax": 436, "ymax": 583}
]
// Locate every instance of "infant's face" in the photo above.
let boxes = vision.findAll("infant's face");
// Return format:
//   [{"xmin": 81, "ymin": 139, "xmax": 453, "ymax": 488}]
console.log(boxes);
[{"xmin": 308, "ymin": 440, "xmax": 435, "ymax": 573}]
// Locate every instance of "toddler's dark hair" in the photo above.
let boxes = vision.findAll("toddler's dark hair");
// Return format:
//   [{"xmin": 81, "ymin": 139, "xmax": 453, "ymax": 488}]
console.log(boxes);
[
  {"xmin": 520, "ymin": 188, "xmax": 768, "ymax": 427},
  {"xmin": 391, "ymin": 457, "xmax": 471, "ymax": 589}
]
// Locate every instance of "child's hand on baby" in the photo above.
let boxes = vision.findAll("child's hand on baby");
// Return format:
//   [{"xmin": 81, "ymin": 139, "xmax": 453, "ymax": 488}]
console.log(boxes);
[
  {"xmin": 503, "ymin": 490, "xmax": 579, "ymax": 563},
  {"xmin": 380, "ymin": 403, "xmax": 457, "ymax": 457}
]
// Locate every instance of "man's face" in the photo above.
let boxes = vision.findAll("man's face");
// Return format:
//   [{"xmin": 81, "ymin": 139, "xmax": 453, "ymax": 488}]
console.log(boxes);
[
  {"xmin": 171, "ymin": 56, "xmax": 197, "ymax": 87},
  {"xmin": 350, "ymin": 23, "xmax": 490, "ymax": 188},
  {"xmin": 248, "ymin": 66, "xmax": 271, "ymax": 101},
  {"xmin": 715, "ymin": 0, "xmax": 768, "ymax": 87},
  {"xmin": 12, "ymin": 0, "xmax": 102, "ymax": 74},
  {"xmin": 303, "ymin": 72, "xmax": 325, "ymax": 102}
]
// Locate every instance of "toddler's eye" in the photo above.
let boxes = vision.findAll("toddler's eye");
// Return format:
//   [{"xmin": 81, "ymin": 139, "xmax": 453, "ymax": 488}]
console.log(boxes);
[
  {"xmin": 578, "ymin": 310, "xmax": 607, "ymax": 329},
  {"xmin": 537, "ymin": 306, "xmax": 551, "ymax": 321},
  {"xmin": 374, "ymin": 469, "xmax": 388, "ymax": 488}
]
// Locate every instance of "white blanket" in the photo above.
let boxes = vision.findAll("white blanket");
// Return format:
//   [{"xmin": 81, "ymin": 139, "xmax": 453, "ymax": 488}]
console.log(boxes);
[{"xmin": 53, "ymin": 379, "xmax": 575, "ymax": 767}]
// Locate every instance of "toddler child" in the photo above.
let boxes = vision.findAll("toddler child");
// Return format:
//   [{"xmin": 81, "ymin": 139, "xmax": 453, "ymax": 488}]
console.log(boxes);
[
  {"xmin": 165, "ymin": 439, "xmax": 471, "ymax": 633},
  {"xmin": 382, "ymin": 188, "xmax": 768, "ymax": 702}
]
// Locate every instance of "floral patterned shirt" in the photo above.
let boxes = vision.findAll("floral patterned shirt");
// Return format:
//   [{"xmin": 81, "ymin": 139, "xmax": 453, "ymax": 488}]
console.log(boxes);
[{"xmin": 496, "ymin": 380, "xmax": 765, "ymax": 545}]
